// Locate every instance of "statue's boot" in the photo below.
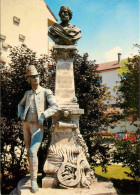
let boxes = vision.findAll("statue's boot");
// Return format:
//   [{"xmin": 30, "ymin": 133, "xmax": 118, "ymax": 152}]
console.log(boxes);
[
  {"xmin": 31, "ymin": 180, "xmax": 39, "ymax": 193},
  {"xmin": 29, "ymin": 154, "xmax": 39, "ymax": 193}
]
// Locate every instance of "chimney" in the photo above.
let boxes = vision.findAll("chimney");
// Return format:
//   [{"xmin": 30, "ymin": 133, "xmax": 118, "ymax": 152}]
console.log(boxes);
[{"xmin": 118, "ymin": 53, "xmax": 121, "ymax": 64}]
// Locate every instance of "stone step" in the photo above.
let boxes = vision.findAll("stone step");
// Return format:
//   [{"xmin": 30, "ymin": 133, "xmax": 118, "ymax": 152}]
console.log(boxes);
[{"xmin": 17, "ymin": 176, "xmax": 117, "ymax": 195}]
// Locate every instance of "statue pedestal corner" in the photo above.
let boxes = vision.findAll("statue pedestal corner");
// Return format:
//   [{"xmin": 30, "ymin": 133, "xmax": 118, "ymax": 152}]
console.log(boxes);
[{"xmin": 42, "ymin": 176, "xmax": 58, "ymax": 188}]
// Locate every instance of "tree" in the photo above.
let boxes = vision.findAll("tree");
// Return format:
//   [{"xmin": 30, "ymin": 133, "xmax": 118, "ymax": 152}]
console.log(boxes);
[
  {"xmin": 73, "ymin": 53, "xmax": 118, "ymax": 169},
  {"xmin": 113, "ymin": 54, "xmax": 140, "ymax": 180},
  {"xmin": 113, "ymin": 139, "xmax": 140, "ymax": 180},
  {"xmin": 116, "ymin": 55, "xmax": 140, "ymax": 121}
]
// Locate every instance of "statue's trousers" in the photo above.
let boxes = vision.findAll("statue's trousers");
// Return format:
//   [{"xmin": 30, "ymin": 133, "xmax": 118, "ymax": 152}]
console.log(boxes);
[{"xmin": 22, "ymin": 121, "xmax": 43, "ymax": 180}]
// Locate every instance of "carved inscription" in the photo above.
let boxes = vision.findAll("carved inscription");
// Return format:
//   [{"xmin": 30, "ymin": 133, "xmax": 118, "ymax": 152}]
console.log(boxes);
[
  {"xmin": 54, "ymin": 131, "xmax": 72, "ymax": 135},
  {"xmin": 55, "ymin": 61, "xmax": 75, "ymax": 101},
  {"xmin": 57, "ymin": 76, "xmax": 73, "ymax": 88},
  {"xmin": 56, "ymin": 90, "xmax": 74, "ymax": 94},
  {"xmin": 57, "ymin": 63, "xmax": 72, "ymax": 70},
  {"xmin": 52, "ymin": 129, "xmax": 73, "ymax": 144}
]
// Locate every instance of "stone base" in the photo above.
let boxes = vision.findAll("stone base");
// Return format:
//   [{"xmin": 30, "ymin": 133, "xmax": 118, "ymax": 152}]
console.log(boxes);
[
  {"xmin": 17, "ymin": 176, "xmax": 117, "ymax": 195},
  {"xmin": 42, "ymin": 176, "xmax": 58, "ymax": 188}
]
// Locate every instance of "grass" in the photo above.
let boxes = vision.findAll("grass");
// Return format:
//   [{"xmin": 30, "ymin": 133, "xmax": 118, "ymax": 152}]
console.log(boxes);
[
  {"xmin": 94, "ymin": 165, "xmax": 133, "ymax": 180},
  {"xmin": 94, "ymin": 165, "xmax": 140, "ymax": 194}
]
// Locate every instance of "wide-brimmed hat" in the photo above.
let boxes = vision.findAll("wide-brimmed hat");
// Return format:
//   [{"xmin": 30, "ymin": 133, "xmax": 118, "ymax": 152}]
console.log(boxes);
[{"xmin": 26, "ymin": 65, "xmax": 39, "ymax": 77}]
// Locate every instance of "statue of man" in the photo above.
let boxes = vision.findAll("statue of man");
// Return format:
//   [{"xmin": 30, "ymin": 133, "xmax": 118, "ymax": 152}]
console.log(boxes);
[
  {"xmin": 48, "ymin": 5, "xmax": 81, "ymax": 45},
  {"xmin": 18, "ymin": 65, "xmax": 59, "ymax": 193}
]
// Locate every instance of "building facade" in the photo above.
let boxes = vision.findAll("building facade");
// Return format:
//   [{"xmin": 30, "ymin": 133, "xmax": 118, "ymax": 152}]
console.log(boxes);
[
  {"xmin": 0, "ymin": 0, "xmax": 56, "ymax": 67},
  {"xmin": 97, "ymin": 55, "xmax": 121, "ymax": 105},
  {"xmin": 97, "ymin": 54, "xmax": 138, "ymax": 133}
]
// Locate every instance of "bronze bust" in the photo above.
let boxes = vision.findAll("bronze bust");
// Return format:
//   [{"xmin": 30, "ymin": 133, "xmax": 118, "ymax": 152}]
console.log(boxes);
[{"xmin": 48, "ymin": 6, "xmax": 81, "ymax": 45}]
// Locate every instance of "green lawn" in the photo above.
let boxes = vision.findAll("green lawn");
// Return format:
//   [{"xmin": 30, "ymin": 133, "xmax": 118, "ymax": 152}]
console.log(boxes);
[
  {"xmin": 94, "ymin": 165, "xmax": 140, "ymax": 194},
  {"xmin": 94, "ymin": 165, "xmax": 133, "ymax": 180}
]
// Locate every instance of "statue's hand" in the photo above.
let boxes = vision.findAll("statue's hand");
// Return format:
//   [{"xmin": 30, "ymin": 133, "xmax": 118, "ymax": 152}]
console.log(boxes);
[{"xmin": 39, "ymin": 114, "xmax": 45, "ymax": 127}]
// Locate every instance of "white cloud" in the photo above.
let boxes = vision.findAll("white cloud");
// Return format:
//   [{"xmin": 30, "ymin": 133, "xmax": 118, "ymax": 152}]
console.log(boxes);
[
  {"xmin": 105, "ymin": 46, "xmax": 122, "ymax": 61},
  {"xmin": 123, "ymin": 49, "xmax": 139, "ymax": 59},
  {"xmin": 88, "ymin": 52, "xmax": 105, "ymax": 63}
]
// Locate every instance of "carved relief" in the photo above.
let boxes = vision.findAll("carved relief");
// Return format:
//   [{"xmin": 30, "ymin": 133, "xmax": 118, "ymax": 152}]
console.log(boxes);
[
  {"xmin": 44, "ymin": 143, "xmax": 94, "ymax": 188},
  {"xmin": 44, "ymin": 108, "xmax": 96, "ymax": 188},
  {"xmin": 53, "ymin": 47, "xmax": 77, "ymax": 61},
  {"xmin": 73, "ymin": 128, "xmax": 90, "ymax": 159}
]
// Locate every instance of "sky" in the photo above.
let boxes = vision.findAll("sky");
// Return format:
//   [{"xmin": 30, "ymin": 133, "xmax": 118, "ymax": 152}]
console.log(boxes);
[{"xmin": 45, "ymin": 0, "xmax": 139, "ymax": 63}]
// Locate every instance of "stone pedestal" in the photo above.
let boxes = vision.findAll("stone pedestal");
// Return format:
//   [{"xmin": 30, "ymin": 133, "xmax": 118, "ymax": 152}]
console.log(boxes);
[
  {"xmin": 42, "ymin": 175, "xmax": 58, "ymax": 188},
  {"xmin": 54, "ymin": 45, "xmax": 78, "ymax": 109},
  {"xmin": 42, "ymin": 45, "xmax": 95, "ymax": 189},
  {"xmin": 16, "ymin": 176, "xmax": 117, "ymax": 195}
]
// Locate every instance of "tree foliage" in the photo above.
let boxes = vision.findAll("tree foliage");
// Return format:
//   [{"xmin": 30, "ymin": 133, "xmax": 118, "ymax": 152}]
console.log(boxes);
[
  {"xmin": 116, "ymin": 55, "xmax": 140, "ymax": 121},
  {"xmin": 113, "ymin": 139, "xmax": 140, "ymax": 180},
  {"xmin": 113, "ymin": 54, "xmax": 140, "ymax": 180},
  {"xmin": 73, "ymin": 53, "xmax": 114, "ymax": 165}
]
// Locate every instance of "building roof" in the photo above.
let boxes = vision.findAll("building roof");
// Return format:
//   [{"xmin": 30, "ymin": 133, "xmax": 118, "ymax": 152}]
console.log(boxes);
[
  {"xmin": 45, "ymin": 3, "xmax": 58, "ymax": 21},
  {"xmin": 97, "ymin": 60, "xmax": 120, "ymax": 72}
]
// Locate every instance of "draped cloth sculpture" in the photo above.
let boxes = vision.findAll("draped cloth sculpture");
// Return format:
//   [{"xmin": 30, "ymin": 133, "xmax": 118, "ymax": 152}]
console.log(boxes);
[{"xmin": 48, "ymin": 23, "xmax": 81, "ymax": 45}]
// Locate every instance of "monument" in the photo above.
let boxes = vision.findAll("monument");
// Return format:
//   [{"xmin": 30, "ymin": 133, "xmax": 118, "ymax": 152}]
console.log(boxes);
[
  {"xmin": 42, "ymin": 5, "xmax": 95, "ymax": 189},
  {"xmin": 15, "ymin": 5, "xmax": 117, "ymax": 195}
]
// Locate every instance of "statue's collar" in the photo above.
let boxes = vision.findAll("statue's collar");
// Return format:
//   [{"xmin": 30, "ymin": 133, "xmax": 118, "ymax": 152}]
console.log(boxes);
[
  {"xmin": 60, "ymin": 22, "xmax": 71, "ymax": 28},
  {"xmin": 32, "ymin": 85, "xmax": 42, "ymax": 94}
]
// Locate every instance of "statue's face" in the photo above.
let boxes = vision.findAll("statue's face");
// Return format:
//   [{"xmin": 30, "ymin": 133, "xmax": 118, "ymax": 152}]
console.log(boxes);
[
  {"xmin": 30, "ymin": 75, "xmax": 40, "ymax": 86},
  {"xmin": 60, "ymin": 8, "xmax": 70, "ymax": 22}
]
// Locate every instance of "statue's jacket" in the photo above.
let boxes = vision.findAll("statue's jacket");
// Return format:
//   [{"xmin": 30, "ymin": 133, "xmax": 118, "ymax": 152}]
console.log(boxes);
[{"xmin": 18, "ymin": 86, "xmax": 59, "ymax": 121}]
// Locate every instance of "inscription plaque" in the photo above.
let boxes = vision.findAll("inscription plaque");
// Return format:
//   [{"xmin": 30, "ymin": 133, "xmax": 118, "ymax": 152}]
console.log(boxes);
[
  {"xmin": 55, "ymin": 60, "xmax": 75, "ymax": 103},
  {"xmin": 52, "ymin": 129, "xmax": 73, "ymax": 145}
]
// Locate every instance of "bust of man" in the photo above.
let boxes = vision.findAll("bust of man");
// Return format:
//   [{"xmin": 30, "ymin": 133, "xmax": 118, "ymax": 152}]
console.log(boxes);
[{"xmin": 48, "ymin": 5, "xmax": 81, "ymax": 45}]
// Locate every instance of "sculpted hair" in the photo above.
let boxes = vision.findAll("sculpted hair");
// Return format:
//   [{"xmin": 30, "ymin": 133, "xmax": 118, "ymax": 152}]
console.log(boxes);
[{"xmin": 59, "ymin": 5, "xmax": 73, "ymax": 20}]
